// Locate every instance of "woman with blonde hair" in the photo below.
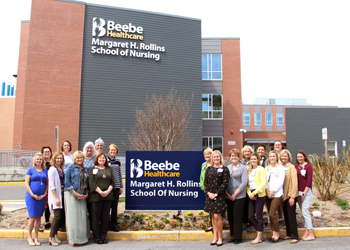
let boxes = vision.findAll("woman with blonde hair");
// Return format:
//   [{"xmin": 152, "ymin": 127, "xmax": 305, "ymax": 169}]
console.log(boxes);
[
  {"xmin": 247, "ymin": 152, "xmax": 266, "ymax": 244},
  {"xmin": 265, "ymin": 151, "xmax": 285, "ymax": 243},
  {"xmin": 25, "ymin": 153, "xmax": 48, "ymax": 246},
  {"xmin": 240, "ymin": 145, "xmax": 254, "ymax": 166},
  {"xmin": 280, "ymin": 149, "xmax": 299, "ymax": 243},
  {"xmin": 64, "ymin": 151, "xmax": 90, "ymax": 246},
  {"xmin": 48, "ymin": 152, "xmax": 65, "ymax": 245},
  {"xmin": 204, "ymin": 150, "xmax": 230, "ymax": 246}
]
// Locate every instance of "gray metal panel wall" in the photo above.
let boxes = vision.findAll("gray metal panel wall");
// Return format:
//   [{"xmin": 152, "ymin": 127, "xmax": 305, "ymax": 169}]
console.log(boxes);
[
  {"xmin": 79, "ymin": 5, "xmax": 202, "ymax": 155},
  {"xmin": 202, "ymin": 81, "xmax": 222, "ymax": 94},
  {"xmin": 202, "ymin": 120, "xmax": 223, "ymax": 137},
  {"xmin": 202, "ymin": 39, "xmax": 222, "ymax": 54},
  {"xmin": 286, "ymin": 107, "xmax": 350, "ymax": 157}
]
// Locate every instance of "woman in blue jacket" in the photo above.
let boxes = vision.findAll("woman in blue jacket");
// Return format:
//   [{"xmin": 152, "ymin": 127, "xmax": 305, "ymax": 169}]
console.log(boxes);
[{"xmin": 64, "ymin": 150, "xmax": 90, "ymax": 246}]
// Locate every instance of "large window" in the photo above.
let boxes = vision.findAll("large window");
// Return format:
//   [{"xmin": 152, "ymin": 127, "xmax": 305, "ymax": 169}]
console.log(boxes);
[
  {"xmin": 265, "ymin": 113, "xmax": 272, "ymax": 125},
  {"xmin": 254, "ymin": 112, "xmax": 261, "ymax": 125},
  {"xmin": 276, "ymin": 113, "xmax": 283, "ymax": 126},
  {"xmin": 202, "ymin": 94, "xmax": 222, "ymax": 119},
  {"xmin": 202, "ymin": 137, "xmax": 223, "ymax": 152},
  {"xmin": 243, "ymin": 112, "xmax": 250, "ymax": 125},
  {"xmin": 202, "ymin": 54, "xmax": 222, "ymax": 80}
]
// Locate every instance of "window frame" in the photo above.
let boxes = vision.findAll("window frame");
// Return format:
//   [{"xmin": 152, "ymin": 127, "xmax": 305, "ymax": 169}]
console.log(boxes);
[
  {"xmin": 202, "ymin": 137, "xmax": 223, "ymax": 153},
  {"xmin": 202, "ymin": 94, "xmax": 223, "ymax": 119},
  {"xmin": 265, "ymin": 112, "xmax": 272, "ymax": 125},
  {"xmin": 202, "ymin": 54, "xmax": 222, "ymax": 80},
  {"xmin": 243, "ymin": 112, "xmax": 250, "ymax": 125},
  {"xmin": 276, "ymin": 113, "xmax": 284, "ymax": 126},
  {"xmin": 254, "ymin": 112, "xmax": 261, "ymax": 126}
]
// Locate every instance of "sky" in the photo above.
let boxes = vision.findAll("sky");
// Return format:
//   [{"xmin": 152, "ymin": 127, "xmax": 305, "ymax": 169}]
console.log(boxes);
[{"xmin": 2, "ymin": 0, "xmax": 350, "ymax": 107}]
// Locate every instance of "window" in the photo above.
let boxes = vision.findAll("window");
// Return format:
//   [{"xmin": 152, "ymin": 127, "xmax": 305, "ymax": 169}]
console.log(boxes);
[
  {"xmin": 202, "ymin": 137, "xmax": 223, "ymax": 152},
  {"xmin": 327, "ymin": 141, "xmax": 338, "ymax": 157},
  {"xmin": 276, "ymin": 113, "xmax": 283, "ymax": 126},
  {"xmin": 243, "ymin": 112, "xmax": 250, "ymax": 125},
  {"xmin": 202, "ymin": 54, "xmax": 222, "ymax": 80},
  {"xmin": 254, "ymin": 113, "xmax": 261, "ymax": 125},
  {"xmin": 265, "ymin": 113, "xmax": 272, "ymax": 125},
  {"xmin": 202, "ymin": 94, "xmax": 222, "ymax": 119}
]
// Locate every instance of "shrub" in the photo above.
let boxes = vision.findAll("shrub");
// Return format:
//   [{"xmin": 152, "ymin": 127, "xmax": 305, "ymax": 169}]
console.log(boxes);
[
  {"xmin": 311, "ymin": 153, "xmax": 350, "ymax": 200},
  {"xmin": 335, "ymin": 199, "xmax": 350, "ymax": 210}
]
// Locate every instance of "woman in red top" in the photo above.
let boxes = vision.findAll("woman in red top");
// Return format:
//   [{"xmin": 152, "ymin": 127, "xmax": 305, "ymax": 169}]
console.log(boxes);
[{"xmin": 295, "ymin": 150, "xmax": 315, "ymax": 241}]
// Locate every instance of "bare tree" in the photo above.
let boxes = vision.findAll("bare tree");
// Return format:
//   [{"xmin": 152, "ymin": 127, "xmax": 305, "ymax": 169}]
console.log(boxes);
[{"xmin": 124, "ymin": 89, "xmax": 195, "ymax": 151}]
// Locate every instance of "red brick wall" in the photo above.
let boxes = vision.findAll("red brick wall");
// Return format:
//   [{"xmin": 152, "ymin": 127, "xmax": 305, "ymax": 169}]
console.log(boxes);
[
  {"xmin": 13, "ymin": 22, "xmax": 30, "ymax": 150},
  {"xmin": 13, "ymin": 0, "xmax": 85, "ymax": 152},
  {"xmin": 222, "ymin": 39, "xmax": 243, "ymax": 156}
]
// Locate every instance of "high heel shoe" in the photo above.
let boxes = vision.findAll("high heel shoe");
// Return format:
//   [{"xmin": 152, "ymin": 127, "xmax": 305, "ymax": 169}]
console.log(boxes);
[
  {"xmin": 27, "ymin": 238, "xmax": 35, "ymax": 246},
  {"xmin": 48, "ymin": 237, "xmax": 59, "ymax": 246},
  {"xmin": 34, "ymin": 238, "xmax": 41, "ymax": 246},
  {"xmin": 55, "ymin": 235, "xmax": 62, "ymax": 244}
]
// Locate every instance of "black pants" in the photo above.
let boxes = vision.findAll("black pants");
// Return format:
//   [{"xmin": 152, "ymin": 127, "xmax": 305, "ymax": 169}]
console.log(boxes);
[
  {"xmin": 91, "ymin": 200, "xmax": 112, "ymax": 241},
  {"xmin": 58, "ymin": 196, "xmax": 66, "ymax": 229},
  {"xmin": 50, "ymin": 209, "xmax": 62, "ymax": 237},
  {"xmin": 110, "ymin": 188, "xmax": 120, "ymax": 227},
  {"xmin": 226, "ymin": 198, "xmax": 245, "ymax": 240},
  {"xmin": 283, "ymin": 198, "xmax": 299, "ymax": 240}
]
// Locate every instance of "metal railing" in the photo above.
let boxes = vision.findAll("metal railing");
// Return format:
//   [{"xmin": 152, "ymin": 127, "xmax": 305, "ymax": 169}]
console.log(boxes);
[{"xmin": 0, "ymin": 150, "xmax": 38, "ymax": 169}]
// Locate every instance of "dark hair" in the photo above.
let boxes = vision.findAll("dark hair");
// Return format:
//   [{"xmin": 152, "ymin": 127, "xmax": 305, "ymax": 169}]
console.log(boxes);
[
  {"xmin": 41, "ymin": 146, "xmax": 52, "ymax": 156},
  {"xmin": 61, "ymin": 140, "xmax": 72, "ymax": 152},
  {"xmin": 94, "ymin": 153, "xmax": 109, "ymax": 167},
  {"xmin": 295, "ymin": 150, "xmax": 311, "ymax": 165},
  {"xmin": 257, "ymin": 144, "xmax": 266, "ymax": 151}
]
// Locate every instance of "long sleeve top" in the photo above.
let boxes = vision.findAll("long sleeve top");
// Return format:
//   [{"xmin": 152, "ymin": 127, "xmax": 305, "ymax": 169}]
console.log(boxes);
[
  {"xmin": 296, "ymin": 163, "xmax": 313, "ymax": 192},
  {"xmin": 200, "ymin": 162, "xmax": 210, "ymax": 191},
  {"xmin": 246, "ymin": 166, "xmax": 267, "ymax": 197},
  {"xmin": 265, "ymin": 164, "xmax": 285, "ymax": 197},
  {"xmin": 226, "ymin": 162, "xmax": 248, "ymax": 200},
  {"xmin": 283, "ymin": 163, "xmax": 298, "ymax": 201},
  {"xmin": 204, "ymin": 165, "xmax": 230, "ymax": 196},
  {"xmin": 48, "ymin": 167, "xmax": 63, "ymax": 212},
  {"xmin": 88, "ymin": 165, "xmax": 115, "ymax": 202}
]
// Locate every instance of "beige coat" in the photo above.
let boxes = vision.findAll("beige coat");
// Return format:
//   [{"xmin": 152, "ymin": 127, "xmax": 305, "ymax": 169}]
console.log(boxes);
[{"xmin": 282, "ymin": 163, "xmax": 298, "ymax": 201}]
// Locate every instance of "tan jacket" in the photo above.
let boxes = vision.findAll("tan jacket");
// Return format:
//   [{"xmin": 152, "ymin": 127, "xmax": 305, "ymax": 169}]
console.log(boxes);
[{"xmin": 282, "ymin": 163, "xmax": 298, "ymax": 201}]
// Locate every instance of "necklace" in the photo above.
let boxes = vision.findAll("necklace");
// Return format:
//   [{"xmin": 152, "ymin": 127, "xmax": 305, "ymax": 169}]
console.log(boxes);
[
  {"xmin": 99, "ymin": 167, "xmax": 106, "ymax": 178},
  {"xmin": 37, "ymin": 170, "xmax": 43, "ymax": 185}
]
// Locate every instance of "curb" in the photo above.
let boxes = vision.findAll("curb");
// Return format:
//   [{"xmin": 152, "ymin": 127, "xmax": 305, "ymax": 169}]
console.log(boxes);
[
  {"xmin": 1, "ymin": 227, "xmax": 350, "ymax": 240},
  {"xmin": 0, "ymin": 182, "xmax": 24, "ymax": 186}
]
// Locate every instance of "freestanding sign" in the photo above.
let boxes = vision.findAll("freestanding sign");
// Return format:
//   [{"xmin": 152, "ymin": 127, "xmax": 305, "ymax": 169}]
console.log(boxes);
[{"xmin": 126, "ymin": 151, "xmax": 205, "ymax": 210}]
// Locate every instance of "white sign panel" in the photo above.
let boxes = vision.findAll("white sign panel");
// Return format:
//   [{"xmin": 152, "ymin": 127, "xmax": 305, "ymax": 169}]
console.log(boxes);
[{"xmin": 322, "ymin": 128, "xmax": 328, "ymax": 140}]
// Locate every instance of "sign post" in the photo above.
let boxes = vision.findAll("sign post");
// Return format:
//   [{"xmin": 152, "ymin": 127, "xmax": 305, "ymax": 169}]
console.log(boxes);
[
  {"xmin": 322, "ymin": 128, "xmax": 328, "ymax": 156},
  {"xmin": 55, "ymin": 126, "xmax": 59, "ymax": 152}
]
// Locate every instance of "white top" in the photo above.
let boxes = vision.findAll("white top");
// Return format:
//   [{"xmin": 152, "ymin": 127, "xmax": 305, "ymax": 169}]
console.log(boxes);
[
  {"xmin": 63, "ymin": 154, "xmax": 73, "ymax": 173},
  {"xmin": 48, "ymin": 167, "xmax": 63, "ymax": 213},
  {"xmin": 265, "ymin": 164, "xmax": 285, "ymax": 197},
  {"xmin": 248, "ymin": 169, "xmax": 257, "ymax": 190}
]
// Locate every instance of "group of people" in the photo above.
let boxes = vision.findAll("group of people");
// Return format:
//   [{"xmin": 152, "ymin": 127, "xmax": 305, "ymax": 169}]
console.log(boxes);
[
  {"xmin": 201, "ymin": 141, "xmax": 315, "ymax": 246},
  {"xmin": 24, "ymin": 138, "xmax": 123, "ymax": 246}
]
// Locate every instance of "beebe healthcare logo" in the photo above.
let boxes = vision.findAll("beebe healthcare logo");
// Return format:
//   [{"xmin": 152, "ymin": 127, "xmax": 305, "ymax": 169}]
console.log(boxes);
[
  {"xmin": 130, "ymin": 159, "xmax": 143, "ymax": 178},
  {"xmin": 92, "ymin": 17, "xmax": 144, "ymax": 40},
  {"xmin": 130, "ymin": 159, "xmax": 181, "ymax": 178}
]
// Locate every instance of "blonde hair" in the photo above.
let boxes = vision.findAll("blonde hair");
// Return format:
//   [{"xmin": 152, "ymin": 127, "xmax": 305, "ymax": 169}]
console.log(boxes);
[
  {"xmin": 32, "ymin": 152, "xmax": 46, "ymax": 169},
  {"xmin": 203, "ymin": 147, "xmax": 213, "ymax": 156},
  {"xmin": 50, "ymin": 152, "xmax": 65, "ymax": 169},
  {"xmin": 265, "ymin": 150, "xmax": 279, "ymax": 172},
  {"xmin": 241, "ymin": 145, "xmax": 254, "ymax": 157},
  {"xmin": 108, "ymin": 144, "xmax": 119, "ymax": 155},
  {"xmin": 72, "ymin": 150, "xmax": 85, "ymax": 164},
  {"xmin": 247, "ymin": 152, "xmax": 260, "ymax": 174},
  {"xmin": 279, "ymin": 149, "xmax": 292, "ymax": 163},
  {"xmin": 211, "ymin": 150, "xmax": 224, "ymax": 166}
]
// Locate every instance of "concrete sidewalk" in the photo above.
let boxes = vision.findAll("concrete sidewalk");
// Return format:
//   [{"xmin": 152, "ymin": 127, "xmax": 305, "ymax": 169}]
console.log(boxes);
[{"xmin": 0, "ymin": 227, "xmax": 349, "ymax": 240}]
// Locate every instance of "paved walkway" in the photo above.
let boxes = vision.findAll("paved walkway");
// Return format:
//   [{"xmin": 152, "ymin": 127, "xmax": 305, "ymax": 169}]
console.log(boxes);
[{"xmin": 0, "ymin": 184, "xmax": 26, "ymax": 212}]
